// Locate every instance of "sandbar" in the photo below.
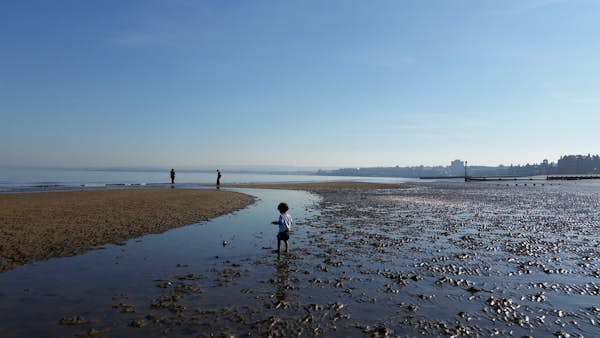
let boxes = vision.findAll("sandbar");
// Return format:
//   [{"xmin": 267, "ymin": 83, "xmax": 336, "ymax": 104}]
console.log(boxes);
[{"xmin": 0, "ymin": 188, "xmax": 255, "ymax": 272}]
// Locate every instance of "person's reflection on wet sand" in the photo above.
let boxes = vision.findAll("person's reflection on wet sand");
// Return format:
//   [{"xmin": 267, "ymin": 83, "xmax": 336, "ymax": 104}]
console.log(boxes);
[{"xmin": 274, "ymin": 256, "xmax": 290, "ymax": 303}]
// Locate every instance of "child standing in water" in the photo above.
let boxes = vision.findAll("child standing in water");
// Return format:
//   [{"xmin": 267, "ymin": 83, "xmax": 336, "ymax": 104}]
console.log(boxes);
[{"xmin": 271, "ymin": 202, "xmax": 292, "ymax": 254}]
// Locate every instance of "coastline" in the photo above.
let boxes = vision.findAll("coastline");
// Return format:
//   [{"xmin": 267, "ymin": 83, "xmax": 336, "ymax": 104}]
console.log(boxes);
[{"xmin": 0, "ymin": 188, "xmax": 255, "ymax": 272}]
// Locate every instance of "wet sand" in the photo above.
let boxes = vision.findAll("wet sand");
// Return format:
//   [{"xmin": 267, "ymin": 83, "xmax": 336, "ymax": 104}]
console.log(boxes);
[
  {"xmin": 0, "ymin": 188, "xmax": 255, "ymax": 272},
  {"xmin": 99, "ymin": 181, "xmax": 600, "ymax": 337},
  {"xmin": 3, "ymin": 181, "xmax": 600, "ymax": 337}
]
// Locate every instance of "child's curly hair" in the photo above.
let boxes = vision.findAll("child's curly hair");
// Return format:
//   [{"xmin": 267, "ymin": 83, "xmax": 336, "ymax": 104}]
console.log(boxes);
[{"xmin": 277, "ymin": 202, "xmax": 289, "ymax": 213}]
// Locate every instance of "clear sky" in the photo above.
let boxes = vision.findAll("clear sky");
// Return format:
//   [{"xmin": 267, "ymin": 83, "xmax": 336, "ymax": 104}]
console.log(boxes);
[{"xmin": 1, "ymin": 0, "xmax": 599, "ymax": 169}]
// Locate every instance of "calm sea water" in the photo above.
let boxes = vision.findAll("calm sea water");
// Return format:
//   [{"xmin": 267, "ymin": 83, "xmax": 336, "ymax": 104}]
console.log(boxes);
[{"xmin": 0, "ymin": 167, "xmax": 421, "ymax": 191}]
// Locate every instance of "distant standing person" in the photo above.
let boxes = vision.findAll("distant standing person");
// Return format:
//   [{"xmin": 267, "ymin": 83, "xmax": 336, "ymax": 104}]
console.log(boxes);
[
  {"xmin": 216, "ymin": 169, "xmax": 222, "ymax": 187},
  {"xmin": 170, "ymin": 168, "xmax": 175, "ymax": 184},
  {"xmin": 271, "ymin": 202, "xmax": 293, "ymax": 255}
]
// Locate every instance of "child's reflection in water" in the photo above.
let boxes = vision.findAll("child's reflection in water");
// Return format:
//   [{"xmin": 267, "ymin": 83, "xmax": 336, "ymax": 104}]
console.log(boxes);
[{"xmin": 274, "ymin": 256, "xmax": 290, "ymax": 303}]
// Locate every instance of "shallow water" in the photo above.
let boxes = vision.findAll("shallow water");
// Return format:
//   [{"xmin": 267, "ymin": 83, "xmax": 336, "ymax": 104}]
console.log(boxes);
[{"xmin": 0, "ymin": 188, "xmax": 320, "ymax": 337}]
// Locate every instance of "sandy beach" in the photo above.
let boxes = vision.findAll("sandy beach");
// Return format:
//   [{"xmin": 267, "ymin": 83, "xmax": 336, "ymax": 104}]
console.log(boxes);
[{"xmin": 0, "ymin": 188, "xmax": 255, "ymax": 272}]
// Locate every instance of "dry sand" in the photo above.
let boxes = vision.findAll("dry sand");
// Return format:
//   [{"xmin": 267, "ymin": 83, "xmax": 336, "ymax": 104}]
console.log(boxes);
[{"xmin": 0, "ymin": 188, "xmax": 255, "ymax": 272}]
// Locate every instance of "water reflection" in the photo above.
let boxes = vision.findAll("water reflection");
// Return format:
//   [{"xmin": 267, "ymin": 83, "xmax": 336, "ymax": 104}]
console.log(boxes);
[{"xmin": 274, "ymin": 256, "xmax": 290, "ymax": 303}]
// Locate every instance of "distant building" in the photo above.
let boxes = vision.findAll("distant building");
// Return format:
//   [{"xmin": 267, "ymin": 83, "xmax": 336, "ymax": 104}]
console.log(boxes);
[
  {"xmin": 449, "ymin": 160, "xmax": 465, "ymax": 176},
  {"xmin": 318, "ymin": 154, "xmax": 600, "ymax": 178}
]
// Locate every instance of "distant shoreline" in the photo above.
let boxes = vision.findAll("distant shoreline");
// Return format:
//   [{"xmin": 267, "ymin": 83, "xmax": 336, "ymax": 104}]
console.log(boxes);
[{"xmin": 224, "ymin": 181, "xmax": 407, "ymax": 191}]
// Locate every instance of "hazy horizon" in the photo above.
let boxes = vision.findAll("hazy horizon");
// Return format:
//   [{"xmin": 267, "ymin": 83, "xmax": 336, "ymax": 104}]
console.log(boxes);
[
  {"xmin": 0, "ymin": 154, "xmax": 574, "ymax": 173},
  {"xmin": 2, "ymin": 1, "xmax": 599, "ymax": 168}
]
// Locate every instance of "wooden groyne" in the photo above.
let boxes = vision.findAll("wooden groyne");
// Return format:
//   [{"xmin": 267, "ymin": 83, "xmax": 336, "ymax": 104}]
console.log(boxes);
[
  {"xmin": 419, "ymin": 176, "xmax": 465, "ymax": 180},
  {"xmin": 547, "ymin": 175, "xmax": 600, "ymax": 181},
  {"xmin": 421, "ymin": 175, "xmax": 600, "ymax": 182},
  {"xmin": 419, "ymin": 176, "xmax": 538, "ymax": 182},
  {"xmin": 465, "ymin": 176, "xmax": 535, "ymax": 182}
]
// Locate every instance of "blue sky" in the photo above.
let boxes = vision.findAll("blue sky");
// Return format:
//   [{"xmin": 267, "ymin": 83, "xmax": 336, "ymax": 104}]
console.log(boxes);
[{"xmin": 1, "ymin": 0, "xmax": 599, "ymax": 169}]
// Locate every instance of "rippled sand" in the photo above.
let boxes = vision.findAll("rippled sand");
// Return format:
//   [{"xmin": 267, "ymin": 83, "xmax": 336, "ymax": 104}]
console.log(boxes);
[{"xmin": 0, "ymin": 189, "xmax": 255, "ymax": 272}]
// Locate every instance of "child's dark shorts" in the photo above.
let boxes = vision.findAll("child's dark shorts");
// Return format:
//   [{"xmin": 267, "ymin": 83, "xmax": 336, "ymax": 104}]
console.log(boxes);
[{"xmin": 277, "ymin": 231, "xmax": 289, "ymax": 241}]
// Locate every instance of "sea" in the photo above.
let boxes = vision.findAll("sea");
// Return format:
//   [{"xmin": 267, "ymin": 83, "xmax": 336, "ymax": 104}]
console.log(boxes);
[{"xmin": 0, "ymin": 166, "xmax": 422, "ymax": 191}]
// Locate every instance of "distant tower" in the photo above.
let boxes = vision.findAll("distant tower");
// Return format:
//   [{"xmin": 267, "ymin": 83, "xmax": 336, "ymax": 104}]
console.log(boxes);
[
  {"xmin": 450, "ymin": 159, "xmax": 465, "ymax": 176},
  {"xmin": 464, "ymin": 160, "xmax": 468, "ymax": 182},
  {"xmin": 542, "ymin": 159, "xmax": 549, "ymax": 175}
]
